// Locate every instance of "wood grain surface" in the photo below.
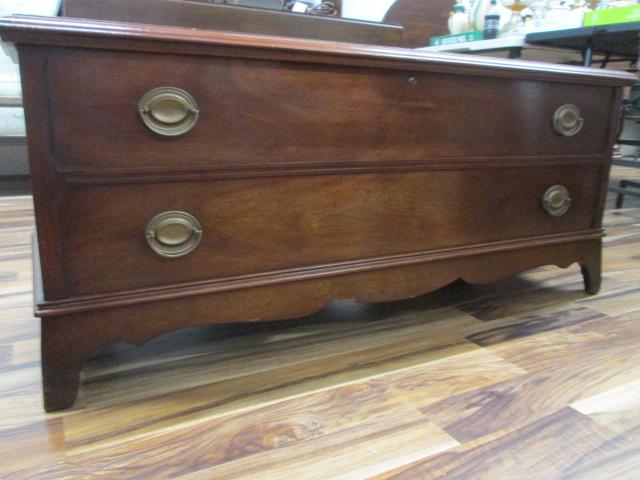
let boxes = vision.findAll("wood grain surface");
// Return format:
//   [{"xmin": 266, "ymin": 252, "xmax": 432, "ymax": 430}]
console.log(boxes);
[
  {"xmin": 45, "ymin": 47, "xmax": 615, "ymax": 171},
  {"xmin": 0, "ymin": 178, "xmax": 638, "ymax": 478},
  {"xmin": 59, "ymin": 166, "xmax": 601, "ymax": 295}
]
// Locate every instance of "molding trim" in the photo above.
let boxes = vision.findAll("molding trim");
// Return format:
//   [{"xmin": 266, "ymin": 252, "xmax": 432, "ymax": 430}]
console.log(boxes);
[
  {"xmin": 36, "ymin": 229, "xmax": 604, "ymax": 317},
  {"xmin": 0, "ymin": 16, "xmax": 635, "ymax": 87},
  {"xmin": 59, "ymin": 156, "xmax": 608, "ymax": 185}
]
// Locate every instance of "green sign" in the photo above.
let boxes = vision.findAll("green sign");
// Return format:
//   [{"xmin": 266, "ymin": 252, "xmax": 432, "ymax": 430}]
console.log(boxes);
[
  {"xmin": 583, "ymin": 5, "xmax": 640, "ymax": 27},
  {"xmin": 429, "ymin": 31, "xmax": 483, "ymax": 47}
]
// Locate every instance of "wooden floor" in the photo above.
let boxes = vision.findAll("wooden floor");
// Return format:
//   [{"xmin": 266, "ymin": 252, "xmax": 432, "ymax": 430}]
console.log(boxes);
[{"xmin": 1, "ymin": 168, "xmax": 639, "ymax": 479}]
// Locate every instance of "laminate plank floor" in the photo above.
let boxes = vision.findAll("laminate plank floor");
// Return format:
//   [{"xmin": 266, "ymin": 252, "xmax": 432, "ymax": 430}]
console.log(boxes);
[{"xmin": 0, "ymin": 191, "xmax": 639, "ymax": 479}]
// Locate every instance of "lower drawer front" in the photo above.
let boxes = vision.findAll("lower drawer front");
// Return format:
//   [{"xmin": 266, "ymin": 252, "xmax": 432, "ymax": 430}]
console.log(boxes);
[{"xmin": 61, "ymin": 165, "xmax": 601, "ymax": 295}]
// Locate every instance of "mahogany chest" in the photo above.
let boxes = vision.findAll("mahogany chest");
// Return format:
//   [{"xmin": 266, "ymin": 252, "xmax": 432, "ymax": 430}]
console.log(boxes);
[{"xmin": 0, "ymin": 16, "xmax": 634, "ymax": 411}]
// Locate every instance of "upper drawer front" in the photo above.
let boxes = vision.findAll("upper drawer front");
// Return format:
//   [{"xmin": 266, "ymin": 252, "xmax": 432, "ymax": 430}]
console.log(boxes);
[
  {"xmin": 46, "ymin": 48, "xmax": 614, "ymax": 173},
  {"xmin": 60, "ymin": 164, "xmax": 601, "ymax": 296}
]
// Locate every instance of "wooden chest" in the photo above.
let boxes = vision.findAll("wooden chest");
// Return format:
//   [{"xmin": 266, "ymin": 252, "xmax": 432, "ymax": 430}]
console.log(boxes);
[{"xmin": 0, "ymin": 16, "xmax": 634, "ymax": 411}]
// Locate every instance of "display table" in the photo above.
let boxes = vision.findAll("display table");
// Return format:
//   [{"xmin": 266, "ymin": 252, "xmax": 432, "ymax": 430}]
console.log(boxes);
[
  {"xmin": 420, "ymin": 22, "xmax": 640, "ymax": 67},
  {"xmin": 526, "ymin": 21, "xmax": 640, "ymax": 67},
  {"xmin": 419, "ymin": 36, "xmax": 527, "ymax": 59}
]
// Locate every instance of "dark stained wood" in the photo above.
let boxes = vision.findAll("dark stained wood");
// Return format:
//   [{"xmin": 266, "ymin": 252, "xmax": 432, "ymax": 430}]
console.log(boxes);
[
  {"xmin": 62, "ymin": 0, "xmax": 398, "ymax": 46},
  {"xmin": 18, "ymin": 47, "xmax": 68, "ymax": 300},
  {"xmin": 594, "ymin": 88, "xmax": 624, "ymax": 228},
  {"xmin": 45, "ymin": 48, "xmax": 615, "ymax": 172},
  {"xmin": 581, "ymin": 256, "xmax": 602, "ymax": 295},
  {"xmin": 39, "ymin": 239, "xmax": 601, "ymax": 411},
  {"xmin": 36, "ymin": 233, "xmax": 604, "ymax": 318},
  {"xmin": 0, "ymin": 16, "xmax": 634, "ymax": 410},
  {"xmin": 384, "ymin": 0, "xmax": 451, "ymax": 48},
  {"xmin": 57, "ymin": 167, "xmax": 602, "ymax": 296}
]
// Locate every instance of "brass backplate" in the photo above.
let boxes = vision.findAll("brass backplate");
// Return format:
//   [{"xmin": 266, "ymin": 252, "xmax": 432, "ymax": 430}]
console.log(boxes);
[
  {"xmin": 542, "ymin": 185, "xmax": 571, "ymax": 217},
  {"xmin": 145, "ymin": 211, "xmax": 202, "ymax": 258},
  {"xmin": 553, "ymin": 104, "xmax": 583, "ymax": 137},
  {"xmin": 138, "ymin": 87, "xmax": 199, "ymax": 137}
]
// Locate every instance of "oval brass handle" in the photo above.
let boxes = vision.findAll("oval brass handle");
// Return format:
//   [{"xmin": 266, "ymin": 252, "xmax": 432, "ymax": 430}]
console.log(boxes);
[
  {"xmin": 542, "ymin": 185, "xmax": 572, "ymax": 217},
  {"xmin": 145, "ymin": 211, "xmax": 202, "ymax": 258},
  {"xmin": 138, "ymin": 87, "xmax": 199, "ymax": 137},
  {"xmin": 553, "ymin": 104, "xmax": 584, "ymax": 137}
]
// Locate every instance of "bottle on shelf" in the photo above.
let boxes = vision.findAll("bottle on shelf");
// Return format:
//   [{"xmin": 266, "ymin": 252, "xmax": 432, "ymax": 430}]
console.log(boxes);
[
  {"xmin": 483, "ymin": 0, "xmax": 501, "ymax": 39},
  {"xmin": 448, "ymin": 4, "xmax": 471, "ymax": 35}
]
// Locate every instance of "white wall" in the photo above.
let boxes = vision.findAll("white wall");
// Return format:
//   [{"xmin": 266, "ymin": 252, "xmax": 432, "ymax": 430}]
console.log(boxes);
[
  {"xmin": 0, "ymin": 0, "xmax": 61, "ymax": 17},
  {"xmin": 341, "ymin": 0, "xmax": 397, "ymax": 22},
  {"xmin": 0, "ymin": 0, "xmax": 62, "ymax": 66}
]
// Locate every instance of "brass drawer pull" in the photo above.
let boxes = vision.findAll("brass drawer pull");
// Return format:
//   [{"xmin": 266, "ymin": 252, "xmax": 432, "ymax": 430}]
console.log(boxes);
[
  {"xmin": 138, "ymin": 87, "xmax": 199, "ymax": 137},
  {"xmin": 542, "ymin": 185, "xmax": 571, "ymax": 217},
  {"xmin": 553, "ymin": 104, "xmax": 583, "ymax": 137},
  {"xmin": 145, "ymin": 211, "xmax": 202, "ymax": 258}
]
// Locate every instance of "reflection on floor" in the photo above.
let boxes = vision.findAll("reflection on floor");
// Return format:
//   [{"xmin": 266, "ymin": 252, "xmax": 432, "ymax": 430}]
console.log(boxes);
[{"xmin": 0, "ymin": 188, "xmax": 638, "ymax": 479}]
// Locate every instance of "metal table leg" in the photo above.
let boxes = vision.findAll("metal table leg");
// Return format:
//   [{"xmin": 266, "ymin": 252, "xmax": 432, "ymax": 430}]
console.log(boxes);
[
  {"xmin": 582, "ymin": 40, "xmax": 593, "ymax": 67},
  {"xmin": 508, "ymin": 47, "xmax": 522, "ymax": 59},
  {"xmin": 612, "ymin": 180, "xmax": 640, "ymax": 208}
]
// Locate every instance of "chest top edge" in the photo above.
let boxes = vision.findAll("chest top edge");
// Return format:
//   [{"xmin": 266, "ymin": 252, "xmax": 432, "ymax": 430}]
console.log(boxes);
[{"xmin": 0, "ymin": 15, "xmax": 636, "ymax": 88}]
